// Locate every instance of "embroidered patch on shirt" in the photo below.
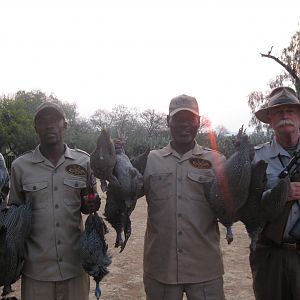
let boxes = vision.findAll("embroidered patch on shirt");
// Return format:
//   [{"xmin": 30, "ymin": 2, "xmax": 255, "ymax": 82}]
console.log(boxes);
[
  {"xmin": 66, "ymin": 164, "xmax": 87, "ymax": 176},
  {"xmin": 189, "ymin": 158, "xmax": 212, "ymax": 169}
]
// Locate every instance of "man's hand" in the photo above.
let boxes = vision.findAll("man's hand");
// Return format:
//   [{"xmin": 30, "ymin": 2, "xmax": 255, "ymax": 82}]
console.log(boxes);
[{"xmin": 288, "ymin": 181, "xmax": 300, "ymax": 201}]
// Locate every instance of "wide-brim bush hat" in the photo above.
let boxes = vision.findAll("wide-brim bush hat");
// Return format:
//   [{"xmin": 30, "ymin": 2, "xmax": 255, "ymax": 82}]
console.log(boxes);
[{"xmin": 255, "ymin": 86, "xmax": 300, "ymax": 124}]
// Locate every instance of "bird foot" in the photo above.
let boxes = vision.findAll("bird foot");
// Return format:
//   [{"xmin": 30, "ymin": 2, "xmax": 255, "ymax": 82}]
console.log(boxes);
[
  {"xmin": 114, "ymin": 237, "xmax": 124, "ymax": 249},
  {"xmin": 100, "ymin": 181, "xmax": 108, "ymax": 193},
  {"xmin": 226, "ymin": 227, "xmax": 234, "ymax": 244},
  {"xmin": 1, "ymin": 285, "xmax": 13, "ymax": 297}
]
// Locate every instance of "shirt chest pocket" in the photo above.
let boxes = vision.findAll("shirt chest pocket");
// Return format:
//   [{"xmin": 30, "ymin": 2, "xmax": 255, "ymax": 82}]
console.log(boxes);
[
  {"xmin": 187, "ymin": 170, "xmax": 214, "ymax": 201},
  {"xmin": 148, "ymin": 173, "xmax": 172, "ymax": 200},
  {"xmin": 63, "ymin": 179, "xmax": 86, "ymax": 206},
  {"xmin": 23, "ymin": 181, "xmax": 48, "ymax": 210}
]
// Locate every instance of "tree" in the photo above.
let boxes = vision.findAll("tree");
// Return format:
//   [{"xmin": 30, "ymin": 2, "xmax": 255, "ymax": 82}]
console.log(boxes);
[
  {"xmin": 109, "ymin": 105, "xmax": 139, "ymax": 140},
  {"xmin": 199, "ymin": 115, "xmax": 212, "ymax": 133},
  {"xmin": 89, "ymin": 109, "xmax": 113, "ymax": 131},
  {"xmin": 214, "ymin": 125, "xmax": 230, "ymax": 138},
  {"xmin": 0, "ymin": 93, "xmax": 40, "ymax": 155},
  {"xmin": 248, "ymin": 30, "xmax": 300, "ymax": 131},
  {"xmin": 139, "ymin": 109, "xmax": 166, "ymax": 138},
  {"xmin": 65, "ymin": 117, "xmax": 98, "ymax": 154},
  {"xmin": 0, "ymin": 90, "xmax": 79, "ymax": 156}
]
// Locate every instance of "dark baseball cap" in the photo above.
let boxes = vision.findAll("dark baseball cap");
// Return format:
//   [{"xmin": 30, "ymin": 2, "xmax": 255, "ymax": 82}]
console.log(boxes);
[{"xmin": 34, "ymin": 101, "xmax": 66, "ymax": 122}]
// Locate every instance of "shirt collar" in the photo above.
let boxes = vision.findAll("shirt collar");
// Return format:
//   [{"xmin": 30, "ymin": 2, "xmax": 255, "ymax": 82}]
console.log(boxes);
[
  {"xmin": 269, "ymin": 137, "xmax": 300, "ymax": 159},
  {"xmin": 161, "ymin": 141, "xmax": 205, "ymax": 158},
  {"xmin": 31, "ymin": 144, "xmax": 75, "ymax": 163}
]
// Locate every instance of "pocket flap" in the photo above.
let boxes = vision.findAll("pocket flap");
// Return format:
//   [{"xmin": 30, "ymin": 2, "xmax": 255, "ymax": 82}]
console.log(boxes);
[
  {"xmin": 188, "ymin": 171, "xmax": 214, "ymax": 183},
  {"xmin": 64, "ymin": 179, "xmax": 86, "ymax": 189},
  {"xmin": 23, "ymin": 181, "xmax": 48, "ymax": 192}
]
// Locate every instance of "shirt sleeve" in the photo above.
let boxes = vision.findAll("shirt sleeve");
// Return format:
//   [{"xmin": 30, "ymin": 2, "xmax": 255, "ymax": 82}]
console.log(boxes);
[{"xmin": 8, "ymin": 162, "xmax": 25, "ymax": 206}]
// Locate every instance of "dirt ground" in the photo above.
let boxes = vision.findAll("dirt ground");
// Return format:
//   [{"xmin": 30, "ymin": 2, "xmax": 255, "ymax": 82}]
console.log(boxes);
[{"xmin": 9, "ymin": 194, "xmax": 255, "ymax": 300}]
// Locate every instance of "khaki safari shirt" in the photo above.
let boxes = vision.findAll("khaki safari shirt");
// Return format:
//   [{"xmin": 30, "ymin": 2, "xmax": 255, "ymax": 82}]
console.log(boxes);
[
  {"xmin": 143, "ymin": 142, "xmax": 224, "ymax": 284},
  {"xmin": 254, "ymin": 138, "xmax": 300, "ymax": 240},
  {"xmin": 8, "ymin": 145, "xmax": 91, "ymax": 281}
]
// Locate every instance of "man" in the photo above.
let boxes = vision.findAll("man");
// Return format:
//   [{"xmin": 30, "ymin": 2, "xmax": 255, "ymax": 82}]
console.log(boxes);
[
  {"xmin": 8, "ymin": 102, "xmax": 99, "ymax": 300},
  {"xmin": 143, "ymin": 95, "xmax": 225, "ymax": 300},
  {"xmin": 250, "ymin": 86, "xmax": 300, "ymax": 300}
]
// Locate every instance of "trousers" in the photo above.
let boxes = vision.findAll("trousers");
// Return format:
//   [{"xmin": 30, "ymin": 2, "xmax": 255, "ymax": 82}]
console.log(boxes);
[
  {"xmin": 21, "ymin": 273, "xmax": 90, "ymax": 300},
  {"xmin": 250, "ymin": 241, "xmax": 300, "ymax": 300},
  {"xmin": 143, "ymin": 274, "xmax": 225, "ymax": 300}
]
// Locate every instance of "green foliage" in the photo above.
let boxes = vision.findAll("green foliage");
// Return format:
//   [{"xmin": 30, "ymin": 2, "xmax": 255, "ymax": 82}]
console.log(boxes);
[
  {"xmin": 0, "ymin": 90, "xmax": 82, "ymax": 156},
  {"xmin": 1, "ymin": 90, "xmax": 240, "ymax": 162},
  {"xmin": 65, "ymin": 118, "xmax": 98, "ymax": 154},
  {"xmin": 0, "ymin": 93, "xmax": 39, "ymax": 155}
]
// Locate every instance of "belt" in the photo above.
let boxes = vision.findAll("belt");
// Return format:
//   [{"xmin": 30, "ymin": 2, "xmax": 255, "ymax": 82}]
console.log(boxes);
[
  {"xmin": 258, "ymin": 235, "xmax": 300, "ymax": 250},
  {"xmin": 281, "ymin": 242, "xmax": 300, "ymax": 250}
]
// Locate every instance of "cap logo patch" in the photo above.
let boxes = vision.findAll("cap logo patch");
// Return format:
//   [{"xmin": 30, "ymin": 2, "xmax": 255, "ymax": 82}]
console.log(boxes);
[
  {"xmin": 189, "ymin": 158, "xmax": 212, "ymax": 169},
  {"xmin": 66, "ymin": 164, "xmax": 87, "ymax": 176}
]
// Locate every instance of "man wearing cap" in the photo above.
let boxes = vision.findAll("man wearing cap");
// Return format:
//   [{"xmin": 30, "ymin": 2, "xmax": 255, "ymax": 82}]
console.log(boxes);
[
  {"xmin": 8, "ymin": 101, "xmax": 100, "ymax": 300},
  {"xmin": 250, "ymin": 86, "xmax": 300, "ymax": 300},
  {"xmin": 143, "ymin": 95, "xmax": 225, "ymax": 300}
]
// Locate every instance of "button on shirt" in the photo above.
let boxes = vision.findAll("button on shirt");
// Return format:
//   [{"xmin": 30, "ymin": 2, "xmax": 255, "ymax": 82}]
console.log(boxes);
[
  {"xmin": 143, "ymin": 142, "xmax": 225, "ymax": 284},
  {"xmin": 254, "ymin": 139, "xmax": 300, "ymax": 240},
  {"xmin": 8, "ymin": 145, "xmax": 90, "ymax": 281}
]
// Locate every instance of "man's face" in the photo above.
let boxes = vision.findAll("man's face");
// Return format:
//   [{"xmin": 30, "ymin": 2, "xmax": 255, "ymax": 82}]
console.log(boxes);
[
  {"xmin": 168, "ymin": 110, "xmax": 200, "ymax": 144},
  {"xmin": 269, "ymin": 105, "xmax": 300, "ymax": 134},
  {"xmin": 35, "ymin": 109, "xmax": 67, "ymax": 146}
]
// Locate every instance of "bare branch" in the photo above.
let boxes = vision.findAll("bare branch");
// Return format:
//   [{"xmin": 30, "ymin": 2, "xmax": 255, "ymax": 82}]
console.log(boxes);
[{"xmin": 260, "ymin": 52, "xmax": 299, "ymax": 82}]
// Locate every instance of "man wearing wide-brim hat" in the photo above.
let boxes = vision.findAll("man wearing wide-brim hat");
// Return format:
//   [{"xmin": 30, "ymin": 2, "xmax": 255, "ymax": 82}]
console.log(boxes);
[{"xmin": 250, "ymin": 86, "xmax": 300, "ymax": 300}]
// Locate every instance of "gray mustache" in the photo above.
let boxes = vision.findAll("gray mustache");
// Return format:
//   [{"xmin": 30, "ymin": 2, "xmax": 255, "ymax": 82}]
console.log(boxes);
[{"xmin": 275, "ymin": 119, "xmax": 296, "ymax": 128}]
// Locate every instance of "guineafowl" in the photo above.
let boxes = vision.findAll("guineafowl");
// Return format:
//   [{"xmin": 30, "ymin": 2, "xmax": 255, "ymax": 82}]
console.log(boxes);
[
  {"xmin": 130, "ymin": 147, "xmax": 150, "ymax": 175},
  {"xmin": 204, "ymin": 126, "xmax": 254, "ymax": 243},
  {"xmin": 236, "ymin": 160, "xmax": 268, "ymax": 250},
  {"xmin": 80, "ymin": 212, "xmax": 111, "ymax": 300},
  {"xmin": 104, "ymin": 141, "xmax": 143, "ymax": 252},
  {"xmin": 90, "ymin": 129, "xmax": 116, "ymax": 193},
  {"xmin": 0, "ymin": 201, "xmax": 32, "ymax": 297}
]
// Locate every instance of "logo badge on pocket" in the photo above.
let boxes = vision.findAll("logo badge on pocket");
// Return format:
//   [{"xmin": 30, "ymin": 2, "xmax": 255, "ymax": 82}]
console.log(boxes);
[
  {"xmin": 66, "ymin": 164, "xmax": 87, "ymax": 176},
  {"xmin": 189, "ymin": 158, "xmax": 212, "ymax": 169}
]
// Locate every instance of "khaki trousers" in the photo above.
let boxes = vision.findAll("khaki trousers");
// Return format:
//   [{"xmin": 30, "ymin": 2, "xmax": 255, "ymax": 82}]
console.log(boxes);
[
  {"xmin": 21, "ymin": 274, "xmax": 90, "ymax": 300},
  {"xmin": 144, "ymin": 274, "xmax": 225, "ymax": 300}
]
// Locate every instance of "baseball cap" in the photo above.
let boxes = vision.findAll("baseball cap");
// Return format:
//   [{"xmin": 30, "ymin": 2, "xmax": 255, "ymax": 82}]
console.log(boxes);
[
  {"xmin": 169, "ymin": 94, "xmax": 199, "ymax": 117},
  {"xmin": 34, "ymin": 101, "xmax": 66, "ymax": 122}
]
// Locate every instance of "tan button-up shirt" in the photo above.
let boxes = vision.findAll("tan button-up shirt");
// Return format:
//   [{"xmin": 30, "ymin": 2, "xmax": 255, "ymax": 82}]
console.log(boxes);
[
  {"xmin": 143, "ymin": 142, "xmax": 224, "ymax": 284},
  {"xmin": 8, "ymin": 145, "xmax": 90, "ymax": 281}
]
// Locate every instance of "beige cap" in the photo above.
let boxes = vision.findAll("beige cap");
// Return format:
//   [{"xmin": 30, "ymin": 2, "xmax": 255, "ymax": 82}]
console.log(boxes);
[
  {"xmin": 255, "ymin": 87, "xmax": 300, "ymax": 124},
  {"xmin": 169, "ymin": 94, "xmax": 199, "ymax": 117},
  {"xmin": 34, "ymin": 101, "xmax": 66, "ymax": 121}
]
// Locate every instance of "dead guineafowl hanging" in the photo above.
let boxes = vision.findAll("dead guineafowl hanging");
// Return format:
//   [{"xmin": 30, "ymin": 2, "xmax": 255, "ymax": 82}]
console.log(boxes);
[
  {"xmin": 236, "ymin": 160, "xmax": 268, "ymax": 250},
  {"xmin": 104, "ymin": 140, "xmax": 143, "ymax": 252},
  {"xmin": 90, "ymin": 128, "xmax": 116, "ymax": 193},
  {"xmin": 130, "ymin": 147, "xmax": 150, "ymax": 175},
  {"xmin": 80, "ymin": 212, "xmax": 111, "ymax": 300},
  {"xmin": 0, "ymin": 201, "xmax": 32, "ymax": 299},
  {"xmin": 204, "ymin": 126, "xmax": 255, "ymax": 244}
]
